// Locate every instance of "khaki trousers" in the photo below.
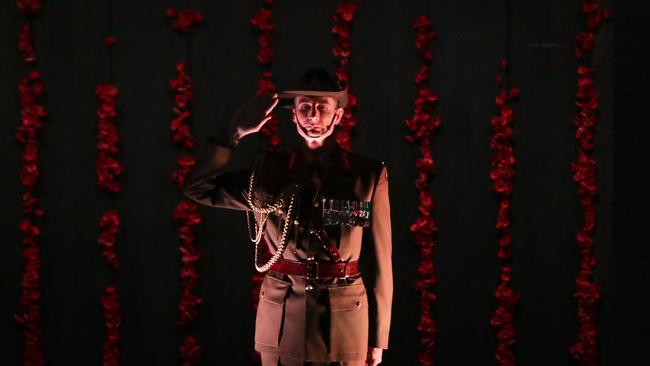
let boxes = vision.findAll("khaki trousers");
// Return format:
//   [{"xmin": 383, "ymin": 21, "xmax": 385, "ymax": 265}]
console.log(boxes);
[{"xmin": 260, "ymin": 352, "xmax": 365, "ymax": 366}]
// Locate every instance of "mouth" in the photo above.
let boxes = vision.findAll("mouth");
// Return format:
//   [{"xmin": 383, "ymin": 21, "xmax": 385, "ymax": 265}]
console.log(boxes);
[
  {"xmin": 301, "ymin": 124, "xmax": 323, "ymax": 135},
  {"xmin": 305, "ymin": 128, "xmax": 323, "ymax": 136}
]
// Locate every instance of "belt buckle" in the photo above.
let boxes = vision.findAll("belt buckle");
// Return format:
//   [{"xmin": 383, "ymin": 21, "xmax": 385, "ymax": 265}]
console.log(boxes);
[
  {"xmin": 341, "ymin": 262, "xmax": 349, "ymax": 279},
  {"xmin": 305, "ymin": 261, "xmax": 319, "ymax": 280}
]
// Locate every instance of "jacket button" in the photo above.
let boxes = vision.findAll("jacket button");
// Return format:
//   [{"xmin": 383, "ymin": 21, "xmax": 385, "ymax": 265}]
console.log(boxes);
[
  {"xmin": 293, "ymin": 220, "xmax": 300, "ymax": 225},
  {"xmin": 313, "ymin": 201, "xmax": 320, "ymax": 207},
  {"xmin": 306, "ymin": 284, "xmax": 314, "ymax": 291}
]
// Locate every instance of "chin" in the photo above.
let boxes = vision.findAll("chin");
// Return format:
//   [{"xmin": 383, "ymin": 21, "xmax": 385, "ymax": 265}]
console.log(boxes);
[{"xmin": 294, "ymin": 122, "xmax": 335, "ymax": 148}]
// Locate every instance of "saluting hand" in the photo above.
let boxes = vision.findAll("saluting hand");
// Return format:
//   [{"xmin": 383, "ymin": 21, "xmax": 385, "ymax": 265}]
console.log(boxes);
[
  {"xmin": 366, "ymin": 347, "xmax": 383, "ymax": 366},
  {"xmin": 229, "ymin": 92, "xmax": 279, "ymax": 139}
]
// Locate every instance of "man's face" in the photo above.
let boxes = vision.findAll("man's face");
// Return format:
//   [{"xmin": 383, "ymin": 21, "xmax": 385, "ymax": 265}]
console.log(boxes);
[{"xmin": 291, "ymin": 95, "xmax": 343, "ymax": 148}]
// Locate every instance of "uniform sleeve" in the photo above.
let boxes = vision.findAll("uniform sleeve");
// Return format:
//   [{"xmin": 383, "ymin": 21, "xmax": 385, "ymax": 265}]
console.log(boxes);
[
  {"xmin": 364, "ymin": 163, "xmax": 393, "ymax": 349},
  {"xmin": 182, "ymin": 130, "xmax": 259, "ymax": 211}
]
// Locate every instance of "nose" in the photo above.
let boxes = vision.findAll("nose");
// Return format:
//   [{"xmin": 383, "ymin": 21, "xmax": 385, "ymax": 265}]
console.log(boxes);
[{"xmin": 309, "ymin": 105, "xmax": 318, "ymax": 119}]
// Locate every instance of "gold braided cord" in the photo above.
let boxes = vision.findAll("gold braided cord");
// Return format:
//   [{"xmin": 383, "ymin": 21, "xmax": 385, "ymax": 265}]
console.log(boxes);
[{"xmin": 245, "ymin": 167, "xmax": 299, "ymax": 272}]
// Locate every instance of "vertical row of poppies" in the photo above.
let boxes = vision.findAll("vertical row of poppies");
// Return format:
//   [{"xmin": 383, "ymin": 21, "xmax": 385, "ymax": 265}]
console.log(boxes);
[
  {"xmin": 14, "ymin": 1, "xmax": 46, "ymax": 365},
  {"xmin": 568, "ymin": 1, "xmax": 610, "ymax": 364},
  {"xmin": 406, "ymin": 14, "xmax": 442, "ymax": 366},
  {"xmin": 94, "ymin": 7, "xmax": 124, "ymax": 362},
  {"xmin": 488, "ymin": 58, "xmax": 521, "ymax": 366},
  {"xmin": 331, "ymin": 0, "xmax": 358, "ymax": 151},
  {"xmin": 250, "ymin": 0, "xmax": 280, "ymax": 146},
  {"xmin": 166, "ymin": 6, "xmax": 205, "ymax": 365}
]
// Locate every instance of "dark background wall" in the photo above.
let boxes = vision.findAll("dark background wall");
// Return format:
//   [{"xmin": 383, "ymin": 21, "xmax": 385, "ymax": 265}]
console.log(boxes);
[{"xmin": 1, "ymin": 0, "xmax": 647, "ymax": 365}]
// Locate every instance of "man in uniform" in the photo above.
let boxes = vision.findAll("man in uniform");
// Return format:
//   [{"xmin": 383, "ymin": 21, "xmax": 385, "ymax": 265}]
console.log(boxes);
[{"xmin": 182, "ymin": 69, "xmax": 392, "ymax": 366}]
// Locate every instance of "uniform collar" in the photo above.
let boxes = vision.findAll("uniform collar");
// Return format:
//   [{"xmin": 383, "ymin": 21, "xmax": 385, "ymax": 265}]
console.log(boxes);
[
  {"xmin": 286, "ymin": 137, "xmax": 351, "ymax": 175},
  {"xmin": 299, "ymin": 137, "xmax": 339, "ymax": 166}
]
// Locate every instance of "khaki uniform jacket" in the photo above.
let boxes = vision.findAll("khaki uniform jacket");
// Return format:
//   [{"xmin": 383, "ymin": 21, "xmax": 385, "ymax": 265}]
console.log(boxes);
[{"xmin": 182, "ymin": 135, "xmax": 393, "ymax": 362}]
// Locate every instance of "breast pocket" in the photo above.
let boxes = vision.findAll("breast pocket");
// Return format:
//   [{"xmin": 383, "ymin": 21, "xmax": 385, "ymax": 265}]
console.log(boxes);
[
  {"xmin": 321, "ymin": 198, "xmax": 371, "ymax": 228},
  {"xmin": 255, "ymin": 274, "xmax": 291, "ymax": 347},
  {"xmin": 327, "ymin": 283, "xmax": 369, "ymax": 355}
]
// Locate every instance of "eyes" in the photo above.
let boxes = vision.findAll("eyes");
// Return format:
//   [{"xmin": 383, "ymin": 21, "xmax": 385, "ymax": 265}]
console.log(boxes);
[{"xmin": 298, "ymin": 103, "xmax": 330, "ymax": 113}]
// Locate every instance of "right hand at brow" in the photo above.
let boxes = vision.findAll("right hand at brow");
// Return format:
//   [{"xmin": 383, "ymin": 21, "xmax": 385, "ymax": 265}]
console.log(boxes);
[{"xmin": 229, "ymin": 93, "xmax": 279, "ymax": 139}]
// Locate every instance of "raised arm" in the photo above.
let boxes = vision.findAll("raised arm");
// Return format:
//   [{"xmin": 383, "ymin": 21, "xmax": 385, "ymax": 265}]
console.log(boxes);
[
  {"xmin": 182, "ymin": 132, "xmax": 252, "ymax": 210},
  {"xmin": 181, "ymin": 93, "xmax": 279, "ymax": 211}
]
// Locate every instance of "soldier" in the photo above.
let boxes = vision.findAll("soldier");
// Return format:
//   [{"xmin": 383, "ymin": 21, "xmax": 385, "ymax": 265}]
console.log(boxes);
[{"xmin": 182, "ymin": 69, "xmax": 392, "ymax": 366}]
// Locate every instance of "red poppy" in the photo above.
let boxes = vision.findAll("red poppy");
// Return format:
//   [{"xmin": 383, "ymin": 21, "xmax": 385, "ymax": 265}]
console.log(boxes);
[
  {"xmin": 257, "ymin": 46, "xmax": 273, "ymax": 65},
  {"xmin": 180, "ymin": 335, "xmax": 203, "ymax": 365},
  {"xmin": 178, "ymin": 288, "xmax": 203, "ymax": 326},
  {"xmin": 18, "ymin": 24, "xmax": 35, "ymax": 64},
  {"xmin": 335, "ymin": 2, "xmax": 358, "ymax": 22},
  {"xmin": 250, "ymin": 9, "xmax": 274, "ymax": 31},
  {"xmin": 168, "ymin": 8, "xmax": 203, "ymax": 33},
  {"xmin": 104, "ymin": 36, "xmax": 117, "ymax": 47},
  {"xmin": 17, "ymin": 0, "xmax": 41, "ymax": 16}
]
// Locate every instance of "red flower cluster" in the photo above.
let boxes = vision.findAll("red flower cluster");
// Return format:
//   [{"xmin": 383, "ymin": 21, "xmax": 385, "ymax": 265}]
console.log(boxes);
[
  {"xmin": 569, "ymin": 2, "xmax": 609, "ymax": 364},
  {"xmin": 169, "ymin": 62, "xmax": 198, "ymax": 188},
  {"xmin": 575, "ymin": 2, "xmax": 611, "ymax": 59},
  {"xmin": 413, "ymin": 16, "xmax": 435, "ymax": 62},
  {"xmin": 256, "ymin": 71, "xmax": 275, "ymax": 95},
  {"xmin": 173, "ymin": 155, "xmax": 197, "ymax": 190},
  {"xmin": 97, "ymin": 211, "xmax": 122, "ymax": 364},
  {"xmin": 104, "ymin": 36, "xmax": 117, "ymax": 47},
  {"xmin": 16, "ymin": 72, "xmax": 45, "ymax": 145},
  {"xmin": 405, "ymin": 15, "xmax": 441, "ymax": 366},
  {"xmin": 250, "ymin": 7, "xmax": 274, "ymax": 65},
  {"xmin": 14, "ymin": 3, "xmax": 46, "ymax": 363},
  {"xmin": 17, "ymin": 0, "xmax": 41, "ymax": 16},
  {"xmin": 175, "ymin": 201, "xmax": 203, "ymax": 363},
  {"xmin": 170, "ymin": 63, "xmax": 195, "ymax": 147},
  {"xmin": 489, "ymin": 59, "xmax": 521, "ymax": 366},
  {"xmin": 19, "ymin": 24, "xmax": 35, "ymax": 64},
  {"xmin": 166, "ymin": 7, "xmax": 204, "ymax": 33},
  {"xmin": 101, "ymin": 285, "xmax": 122, "ymax": 366},
  {"xmin": 98, "ymin": 210, "xmax": 120, "ymax": 269},
  {"xmin": 17, "ymin": 73, "xmax": 46, "ymax": 218},
  {"xmin": 14, "ymin": 219, "xmax": 45, "ymax": 366},
  {"xmin": 180, "ymin": 335, "xmax": 203, "ymax": 366},
  {"xmin": 331, "ymin": 0, "xmax": 358, "ymax": 151},
  {"xmin": 96, "ymin": 84, "xmax": 123, "ymax": 194},
  {"xmin": 251, "ymin": 1, "xmax": 280, "ymax": 146},
  {"xmin": 173, "ymin": 201, "xmax": 203, "ymax": 327}
]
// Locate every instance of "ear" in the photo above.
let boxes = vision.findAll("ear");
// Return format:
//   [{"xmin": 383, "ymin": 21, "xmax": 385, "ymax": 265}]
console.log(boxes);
[
  {"xmin": 291, "ymin": 107, "xmax": 298, "ymax": 123},
  {"xmin": 333, "ymin": 107, "xmax": 344, "ymax": 125}
]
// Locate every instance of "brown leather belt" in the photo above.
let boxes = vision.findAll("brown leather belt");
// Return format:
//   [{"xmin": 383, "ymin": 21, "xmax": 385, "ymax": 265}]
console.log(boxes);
[{"xmin": 269, "ymin": 258, "xmax": 360, "ymax": 279}]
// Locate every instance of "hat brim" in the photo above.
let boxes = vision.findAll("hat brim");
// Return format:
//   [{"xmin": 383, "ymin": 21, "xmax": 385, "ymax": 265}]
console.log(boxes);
[{"xmin": 277, "ymin": 87, "xmax": 348, "ymax": 109}]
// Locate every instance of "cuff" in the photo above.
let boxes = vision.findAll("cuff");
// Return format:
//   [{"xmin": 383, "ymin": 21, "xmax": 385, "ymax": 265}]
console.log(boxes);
[{"xmin": 208, "ymin": 127, "xmax": 240, "ymax": 149}]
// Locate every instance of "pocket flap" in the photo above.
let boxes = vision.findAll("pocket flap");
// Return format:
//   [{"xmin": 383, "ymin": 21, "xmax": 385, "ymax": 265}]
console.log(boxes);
[
  {"xmin": 328, "ymin": 283, "xmax": 368, "ymax": 311},
  {"xmin": 260, "ymin": 274, "xmax": 291, "ymax": 305}
]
